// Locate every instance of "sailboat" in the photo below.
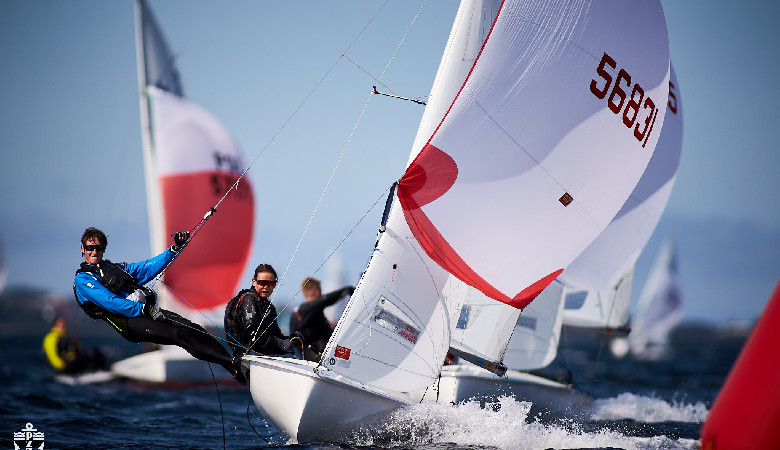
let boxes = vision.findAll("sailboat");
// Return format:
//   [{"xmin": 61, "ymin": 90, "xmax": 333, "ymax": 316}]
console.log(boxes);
[
  {"xmin": 430, "ymin": 63, "xmax": 682, "ymax": 414},
  {"xmin": 619, "ymin": 238, "xmax": 684, "ymax": 360},
  {"xmin": 246, "ymin": 0, "xmax": 670, "ymax": 442},
  {"xmin": 110, "ymin": 0, "xmax": 254, "ymax": 383}
]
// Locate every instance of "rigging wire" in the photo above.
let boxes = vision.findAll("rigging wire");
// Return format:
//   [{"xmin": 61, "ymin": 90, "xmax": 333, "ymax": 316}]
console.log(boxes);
[
  {"xmin": 140, "ymin": 0, "xmax": 429, "ymax": 359},
  {"xmin": 207, "ymin": 362, "xmax": 227, "ymax": 450},
  {"xmin": 147, "ymin": 1, "xmax": 396, "ymax": 286},
  {"xmin": 244, "ymin": 2, "xmax": 430, "ymax": 353},
  {"xmin": 272, "ymin": 0, "xmax": 429, "ymax": 309},
  {"xmin": 243, "ymin": 184, "xmax": 393, "ymax": 356}
]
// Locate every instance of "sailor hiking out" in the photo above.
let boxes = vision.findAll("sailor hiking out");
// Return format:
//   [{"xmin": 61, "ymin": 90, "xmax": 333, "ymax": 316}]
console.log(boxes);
[{"xmin": 72, "ymin": 227, "xmax": 247, "ymax": 384}]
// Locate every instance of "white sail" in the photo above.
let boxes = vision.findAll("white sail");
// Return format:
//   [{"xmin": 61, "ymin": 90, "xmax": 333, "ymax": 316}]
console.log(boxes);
[
  {"xmin": 561, "ymin": 64, "xmax": 683, "ymax": 330},
  {"xmin": 502, "ymin": 281, "xmax": 565, "ymax": 371},
  {"xmin": 628, "ymin": 239, "xmax": 683, "ymax": 357},
  {"xmin": 324, "ymin": 0, "xmax": 669, "ymax": 393},
  {"xmin": 398, "ymin": 0, "xmax": 669, "ymax": 309},
  {"xmin": 561, "ymin": 270, "xmax": 634, "ymax": 330}
]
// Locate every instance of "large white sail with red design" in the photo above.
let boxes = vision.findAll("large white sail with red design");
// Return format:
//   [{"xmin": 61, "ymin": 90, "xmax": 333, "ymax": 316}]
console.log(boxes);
[
  {"xmin": 136, "ymin": 0, "xmax": 253, "ymax": 324},
  {"xmin": 322, "ymin": 0, "xmax": 669, "ymax": 393},
  {"xmin": 399, "ymin": 0, "xmax": 670, "ymax": 309}
]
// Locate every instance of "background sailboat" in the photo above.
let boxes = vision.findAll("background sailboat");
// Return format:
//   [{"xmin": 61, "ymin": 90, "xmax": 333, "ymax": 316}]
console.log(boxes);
[
  {"xmin": 618, "ymin": 238, "xmax": 684, "ymax": 360},
  {"xmin": 110, "ymin": 0, "xmax": 254, "ymax": 383},
  {"xmin": 246, "ymin": 0, "xmax": 670, "ymax": 442}
]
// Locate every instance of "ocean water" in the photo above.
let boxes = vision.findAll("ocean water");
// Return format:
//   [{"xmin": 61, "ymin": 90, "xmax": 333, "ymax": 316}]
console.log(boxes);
[{"xmin": 1, "ymin": 293, "xmax": 749, "ymax": 449}]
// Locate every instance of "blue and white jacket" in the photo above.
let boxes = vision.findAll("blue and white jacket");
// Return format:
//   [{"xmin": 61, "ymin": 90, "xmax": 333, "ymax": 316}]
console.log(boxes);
[{"xmin": 73, "ymin": 249, "xmax": 175, "ymax": 318}]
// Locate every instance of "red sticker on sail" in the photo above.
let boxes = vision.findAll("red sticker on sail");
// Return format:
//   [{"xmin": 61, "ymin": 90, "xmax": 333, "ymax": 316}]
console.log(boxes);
[{"xmin": 334, "ymin": 345, "xmax": 351, "ymax": 360}]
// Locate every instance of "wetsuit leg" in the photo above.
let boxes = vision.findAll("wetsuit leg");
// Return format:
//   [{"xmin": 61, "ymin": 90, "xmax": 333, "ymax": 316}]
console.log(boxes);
[{"xmin": 124, "ymin": 314, "xmax": 234, "ymax": 373}]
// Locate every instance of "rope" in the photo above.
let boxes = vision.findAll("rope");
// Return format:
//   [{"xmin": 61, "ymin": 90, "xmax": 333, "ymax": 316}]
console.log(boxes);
[
  {"xmin": 256, "ymin": 0, "xmax": 429, "ymax": 336},
  {"xmin": 207, "ymin": 362, "xmax": 227, "ymax": 450},
  {"xmin": 139, "ymin": 0, "xmax": 426, "ymax": 359},
  {"xmin": 146, "ymin": 1, "xmax": 397, "ymax": 286},
  {"xmin": 243, "ymin": 185, "xmax": 394, "ymax": 356}
]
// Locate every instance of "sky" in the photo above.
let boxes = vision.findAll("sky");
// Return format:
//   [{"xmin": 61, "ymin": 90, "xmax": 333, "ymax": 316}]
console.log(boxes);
[{"xmin": 1, "ymin": 1, "xmax": 778, "ymax": 324}]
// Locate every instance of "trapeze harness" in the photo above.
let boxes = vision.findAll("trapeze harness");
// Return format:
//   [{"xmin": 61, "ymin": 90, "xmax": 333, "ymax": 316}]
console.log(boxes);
[{"xmin": 73, "ymin": 260, "xmax": 156, "ymax": 337}]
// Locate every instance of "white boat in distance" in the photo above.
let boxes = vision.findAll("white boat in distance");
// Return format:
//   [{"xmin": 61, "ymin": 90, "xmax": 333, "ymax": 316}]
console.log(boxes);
[{"xmin": 247, "ymin": 0, "xmax": 670, "ymax": 442}]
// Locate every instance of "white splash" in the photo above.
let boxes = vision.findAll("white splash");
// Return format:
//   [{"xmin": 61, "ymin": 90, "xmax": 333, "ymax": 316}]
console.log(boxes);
[
  {"xmin": 344, "ymin": 396, "xmax": 699, "ymax": 449},
  {"xmin": 592, "ymin": 392, "xmax": 709, "ymax": 423}
]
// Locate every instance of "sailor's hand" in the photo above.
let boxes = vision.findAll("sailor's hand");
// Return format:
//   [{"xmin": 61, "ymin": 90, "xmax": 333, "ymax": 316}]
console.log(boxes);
[
  {"xmin": 171, "ymin": 231, "xmax": 190, "ymax": 253},
  {"xmin": 343, "ymin": 286, "xmax": 355, "ymax": 297},
  {"xmin": 144, "ymin": 304, "xmax": 166, "ymax": 321}
]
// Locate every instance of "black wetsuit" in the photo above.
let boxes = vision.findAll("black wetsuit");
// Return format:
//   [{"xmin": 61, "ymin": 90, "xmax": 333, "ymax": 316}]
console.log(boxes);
[
  {"xmin": 289, "ymin": 286, "xmax": 353, "ymax": 356},
  {"xmin": 224, "ymin": 288, "xmax": 294, "ymax": 358}
]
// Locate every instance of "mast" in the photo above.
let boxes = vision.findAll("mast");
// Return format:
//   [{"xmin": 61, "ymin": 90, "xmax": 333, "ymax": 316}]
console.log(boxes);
[{"xmin": 134, "ymin": 0, "xmax": 165, "ymax": 259}]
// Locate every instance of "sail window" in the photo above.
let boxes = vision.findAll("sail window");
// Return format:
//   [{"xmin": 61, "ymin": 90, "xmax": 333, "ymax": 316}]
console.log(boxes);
[
  {"xmin": 516, "ymin": 315, "xmax": 537, "ymax": 331},
  {"xmin": 456, "ymin": 305, "xmax": 472, "ymax": 330},
  {"xmin": 564, "ymin": 291, "xmax": 588, "ymax": 310},
  {"xmin": 372, "ymin": 297, "xmax": 420, "ymax": 344}
]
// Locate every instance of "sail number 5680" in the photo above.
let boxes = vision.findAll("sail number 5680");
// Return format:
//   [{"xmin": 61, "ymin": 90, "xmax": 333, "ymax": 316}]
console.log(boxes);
[{"xmin": 590, "ymin": 52, "xmax": 659, "ymax": 148}]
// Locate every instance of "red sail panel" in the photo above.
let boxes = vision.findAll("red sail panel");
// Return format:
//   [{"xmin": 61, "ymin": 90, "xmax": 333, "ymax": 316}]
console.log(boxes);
[
  {"xmin": 160, "ymin": 171, "xmax": 254, "ymax": 311},
  {"xmin": 398, "ymin": 143, "xmax": 559, "ymax": 309},
  {"xmin": 700, "ymin": 280, "xmax": 780, "ymax": 449}
]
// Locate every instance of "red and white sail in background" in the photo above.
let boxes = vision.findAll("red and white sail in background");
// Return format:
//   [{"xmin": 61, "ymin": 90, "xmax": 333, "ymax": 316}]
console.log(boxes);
[{"xmin": 136, "ymin": 0, "xmax": 253, "ymax": 323}]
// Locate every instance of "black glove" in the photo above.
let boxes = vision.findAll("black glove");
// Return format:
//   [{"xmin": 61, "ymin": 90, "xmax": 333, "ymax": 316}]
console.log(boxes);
[
  {"xmin": 285, "ymin": 332, "xmax": 305, "ymax": 355},
  {"xmin": 141, "ymin": 286, "xmax": 157, "ymax": 307},
  {"xmin": 144, "ymin": 303, "xmax": 166, "ymax": 321},
  {"xmin": 343, "ymin": 286, "xmax": 355, "ymax": 297},
  {"xmin": 171, "ymin": 231, "xmax": 190, "ymax": 253}
]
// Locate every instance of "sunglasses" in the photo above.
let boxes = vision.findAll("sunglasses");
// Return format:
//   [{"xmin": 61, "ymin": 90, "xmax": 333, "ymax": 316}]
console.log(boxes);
[
  {"xmin": 84, "ymin": 244, "xmax": 106, "ymax": 252},
  {"xmin": 254, "ymin": 279, "xmax": 277, "ymax": 288}
]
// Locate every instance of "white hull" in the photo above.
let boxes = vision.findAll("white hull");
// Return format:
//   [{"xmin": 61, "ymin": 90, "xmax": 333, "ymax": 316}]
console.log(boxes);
[
  {"xmin": 245, "ymin": 355, "xmax": 413, "ymax": 443},
  {"xmin": 424, "ymin": 364, "xmax": 593, "ymax": 417},
  {"xmin": 111, "ymin": 346, "xmax": 232, "ymax": 383},
  {"xmin": 55, "ymin": 370, "xmax": 115, "ymax": 385}
]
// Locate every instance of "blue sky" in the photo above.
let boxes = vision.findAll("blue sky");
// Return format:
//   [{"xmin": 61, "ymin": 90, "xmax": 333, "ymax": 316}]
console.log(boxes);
[{"xmin": 1, "ymin": 1, "xmax": 778, "ymax": 324}]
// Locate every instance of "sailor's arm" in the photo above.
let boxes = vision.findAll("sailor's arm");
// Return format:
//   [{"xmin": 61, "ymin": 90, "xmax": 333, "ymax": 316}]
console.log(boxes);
[{"xmin": 121, "ymin": 249, "xmax": 176, "ymax": 285}]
